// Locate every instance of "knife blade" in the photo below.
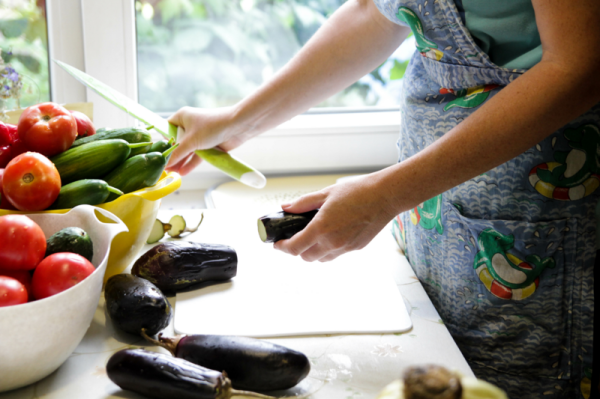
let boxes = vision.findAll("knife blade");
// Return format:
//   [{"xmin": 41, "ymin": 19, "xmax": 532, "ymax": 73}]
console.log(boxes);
[{"xmin": 54, "ymin": 60, "xmax": 266, "ymax": 189}]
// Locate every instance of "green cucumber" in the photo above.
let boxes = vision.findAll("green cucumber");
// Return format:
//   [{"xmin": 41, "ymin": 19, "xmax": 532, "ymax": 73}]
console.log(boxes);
[
  {"xmin": 51, "ymin": 139, "xmax": 151, "ymax": 184},
  {"xmin": 46, "ymin": 227, "xmax": 94, "ymax": 262},
  {"xmin": 71, "ymin": 127, "xmax": 152, "ymax": 148},
  {"xmin": 49, "ymin": 179, "xmax": 124, "ymax": 210},
  {"xmin": 104, "ymin": 145, "xmax": 178, "ymax": 201},
  {"xmin": 149, "ymin": 140, "xmax": 172, "ymax": 154}
]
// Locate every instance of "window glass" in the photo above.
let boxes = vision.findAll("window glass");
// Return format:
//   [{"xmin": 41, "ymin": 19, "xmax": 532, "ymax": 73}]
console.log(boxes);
[
  {"xmin": 135, "ymin": 0, "xmax": 414, "ymax": 113},
  {"xmin": 0, "ymin": 0, "xmax": 50, "ymax": 114}
]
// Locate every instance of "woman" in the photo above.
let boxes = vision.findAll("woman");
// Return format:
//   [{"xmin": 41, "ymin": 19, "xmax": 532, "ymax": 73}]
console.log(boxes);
[{"xmin": 166, "ymin": 1, "xmax": 599, "ymax": 397}]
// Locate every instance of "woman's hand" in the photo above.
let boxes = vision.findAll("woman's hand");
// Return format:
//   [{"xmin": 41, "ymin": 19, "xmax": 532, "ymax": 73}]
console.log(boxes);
[
  {"xmin": 166, "ymin": 106, "xmax": 248, "ymax": 176},
  {"xmin": 274, "ymin": 173, "xmax": 397, "ymax": 262}
]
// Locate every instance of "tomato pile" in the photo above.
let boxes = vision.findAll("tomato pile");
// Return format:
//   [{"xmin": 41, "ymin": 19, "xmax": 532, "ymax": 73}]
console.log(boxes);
[
  {"xmin": 0, "ymin": 102, "xmax": 94, "ymax": 211},
  {"xmin": 0, "ymin": 214, "xmax": 95, "ymax": 307}
]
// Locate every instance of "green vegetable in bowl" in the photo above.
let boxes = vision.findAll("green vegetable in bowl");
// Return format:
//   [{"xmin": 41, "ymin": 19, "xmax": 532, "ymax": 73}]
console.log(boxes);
[
  {"xmin": 103, "ymin": 145, "xmax": 178, "ymax": 202},
  {"xmin": 45, "ymin": 227, "xmax": 94, "ymax": 263},
  {"xmin": 48, "ymin": 179, "xmax": 123, "ymax": 209},
  {"xmin": 51, "ymin": 139, "xmax": 151, "ymax": 184}
]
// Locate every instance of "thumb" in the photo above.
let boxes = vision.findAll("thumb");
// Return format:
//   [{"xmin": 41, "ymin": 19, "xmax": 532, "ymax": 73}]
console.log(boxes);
[
  {"xmin": 282, "ymin": 191, "xmax": 326, "ymax": 214},
  {"xmin": 167, "ymin": 106, "xmax": 188, "ymax": 127}
]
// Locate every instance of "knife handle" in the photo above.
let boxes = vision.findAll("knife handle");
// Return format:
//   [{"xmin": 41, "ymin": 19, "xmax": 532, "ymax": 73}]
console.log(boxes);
[{"xmin": 176, "ymin": 126, "xmax": 266, "ymax": 189}]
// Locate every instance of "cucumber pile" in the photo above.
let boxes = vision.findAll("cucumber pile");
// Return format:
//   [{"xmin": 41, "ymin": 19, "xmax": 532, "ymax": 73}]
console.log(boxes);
[{"xmin": 48, "ymin": 127, "xmax": 176, "ymax": 210}]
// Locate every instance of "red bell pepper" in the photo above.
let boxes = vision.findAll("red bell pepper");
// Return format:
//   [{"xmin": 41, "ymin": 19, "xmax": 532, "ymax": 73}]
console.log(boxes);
[{"xmin": 0, "ymin": 121, "xmax": 27, "ymax": 168}]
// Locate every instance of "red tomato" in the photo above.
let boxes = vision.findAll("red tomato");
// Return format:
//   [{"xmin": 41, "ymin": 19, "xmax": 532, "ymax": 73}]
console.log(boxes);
[
  {"xmin": 0, "ymin": 168, "xmax": 16, "ymax": 210},
  {"xmin": 17, "ymin": 102, "xmax": 77, "ymax": 157},
  {"xmin": 0, "ymin": 276, "xmax": 28, "ymax": 307},
  {"xmin": 32, "ymin": 253, "xmax": 95, "ymax": 299},
  {"xmin": 0, "ymin": 214, "xmax": 46, "ymax": 270},
  {"xmin": 70, "ymin": 110, "xmax": 96, "ymax": 138},
  {"xmin": 3, "ymin": 152, "xmax": 61, "ymax": 211},
  {"xmin": 0, "ymin": 269, "xmax": 33, "ymax": 301}
]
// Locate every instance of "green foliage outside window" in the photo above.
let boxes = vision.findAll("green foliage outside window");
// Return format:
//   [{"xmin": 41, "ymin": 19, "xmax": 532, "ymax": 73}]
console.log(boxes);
[{"xmin": 136, "ymin": 0, "xmax": 410, "ymax": 113}]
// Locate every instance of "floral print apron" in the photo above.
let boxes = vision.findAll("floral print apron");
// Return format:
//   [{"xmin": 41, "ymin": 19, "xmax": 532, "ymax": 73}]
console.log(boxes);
[{"xmin": 372, "ymin": 0, "xmax": 598, "ymax": 397}]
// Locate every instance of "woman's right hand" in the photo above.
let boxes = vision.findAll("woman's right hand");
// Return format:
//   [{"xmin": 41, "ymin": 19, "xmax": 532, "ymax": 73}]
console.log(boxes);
[{"xmin": 165, "ymin": 106, "xmax": 248, "ymax": 176}]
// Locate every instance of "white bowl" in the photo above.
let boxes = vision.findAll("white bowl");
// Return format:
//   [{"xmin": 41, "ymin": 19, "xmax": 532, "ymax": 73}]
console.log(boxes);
[{"xmin": 0, "ymin": 205, "xmax": 127, "ymax": 392}]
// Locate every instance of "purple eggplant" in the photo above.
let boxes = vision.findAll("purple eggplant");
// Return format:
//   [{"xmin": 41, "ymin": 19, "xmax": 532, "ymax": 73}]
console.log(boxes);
[
  {"xmin": 257, "ymin": 210, "xmax": 318, "ymax": 243},
  {"xmin": 131, "ymin": 241, "xmax": 237, "ymax": 293},
  {"xmin": 142, "ymin": 330, "xmax": 310, "ymax": 391},
  {"xmin": 104, "ymin": 274, "xmax": 172, "ymax": 336},
  {"xmin": 106, "ymin": 349, "xmax": 276, "ymax": 399}
]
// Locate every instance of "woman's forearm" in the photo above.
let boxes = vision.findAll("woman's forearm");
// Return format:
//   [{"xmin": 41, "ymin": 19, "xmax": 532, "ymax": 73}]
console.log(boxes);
[
  {"xmin": 375, "ymin": 57, "xmax": 600, "ymax": 217},
  {"xmin": 228, "ymin": 0, "xmax": 410, "ymax": 142}
]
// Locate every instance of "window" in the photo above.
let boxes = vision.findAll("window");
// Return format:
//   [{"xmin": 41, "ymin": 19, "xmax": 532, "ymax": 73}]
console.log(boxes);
[
  {"xmin": 134, "ymin": 0, "xmax": 412, "ymax": 113},
  {"xmin": 45, "ymin": 0, "xmax": 410, "ymax": 190},
  {"xmin": 0, "ymin": 0, "xmax": 50, "ymax": 114}
]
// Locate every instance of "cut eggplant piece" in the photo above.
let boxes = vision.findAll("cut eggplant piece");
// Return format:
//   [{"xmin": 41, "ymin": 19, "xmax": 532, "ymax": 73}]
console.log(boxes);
[
  {"xmin": 131, "ymin": 241, "xmax": 237, "ymax": 293},
  {"xmin": 257, "ymin": 210, "xmax": 318, "ymax": 243}
]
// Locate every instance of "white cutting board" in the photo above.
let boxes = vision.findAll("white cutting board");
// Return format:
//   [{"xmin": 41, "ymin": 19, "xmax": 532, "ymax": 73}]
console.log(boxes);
[{"xmin": 173, "ymin": 209, "xmax": 412, "ymax": 337}]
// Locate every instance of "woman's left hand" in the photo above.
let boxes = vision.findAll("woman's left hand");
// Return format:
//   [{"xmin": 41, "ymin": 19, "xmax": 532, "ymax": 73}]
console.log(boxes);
[{"xmin": 274, "ymin": 173, "xmax": 397, "ymax": 262}]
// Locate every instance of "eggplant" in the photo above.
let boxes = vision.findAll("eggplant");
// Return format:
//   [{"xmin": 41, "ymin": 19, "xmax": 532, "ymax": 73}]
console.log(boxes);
[
  {"xmin": 257, "ymin": 210, "xmax": 318, "ymax": 243},
  {"xmin": 131, "ymin": 241, "xmax": 237, "ymax": 293},
  {"xmin": 142, "ymin": 331, "xmax": 311, "ymax": 391},
  {"xmin": 104, "ymin": 274, "xmax": 172, "ymax": 336},
  {"xmin": 107, "ymin": 349, "xmax": 277, "ymax": 399}
]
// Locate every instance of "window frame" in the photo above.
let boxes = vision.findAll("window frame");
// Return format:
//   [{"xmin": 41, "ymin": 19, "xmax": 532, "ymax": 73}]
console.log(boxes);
[{"xmin": 47, "ymin": 0, "xmax": 402, "ymax": 190}]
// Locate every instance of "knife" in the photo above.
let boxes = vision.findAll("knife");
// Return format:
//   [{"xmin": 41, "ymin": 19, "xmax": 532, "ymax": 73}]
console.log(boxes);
[{"xmin": 54, "ymin": 60, "xmax": 266, "ymax": 189}]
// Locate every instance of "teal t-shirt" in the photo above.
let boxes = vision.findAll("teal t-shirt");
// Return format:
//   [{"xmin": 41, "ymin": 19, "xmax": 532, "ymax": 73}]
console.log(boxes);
[{"xmin": 454, "ymin": 0, "xmax": 542, "ymax": 70}]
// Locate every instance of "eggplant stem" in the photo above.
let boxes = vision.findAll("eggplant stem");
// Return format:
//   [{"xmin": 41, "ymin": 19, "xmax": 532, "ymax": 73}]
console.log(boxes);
[
  {"xmin": 230, "ymin": 390, "xmax": 277, "ymax": 399},
  {"xmin": 140, "ymin": 329, "xmax": 180, "ymax": 356}
]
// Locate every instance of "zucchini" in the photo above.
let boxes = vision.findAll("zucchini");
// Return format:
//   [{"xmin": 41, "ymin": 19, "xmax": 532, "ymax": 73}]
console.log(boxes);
[
  {"xmin": 48, "ymin": 179, "xmax": 124, "ymax": 210},
  {"xmin": 257, "ymin": 210, "xmax": 318, "ymax": 243},
  {"xmin": 105, "ymin": 274, "xmax": 172, "ymax": 336},
  {"xmin": 103, "ymin": 145, "xmax": 178, "ymax": 201},
  {"xmin": 71, "ymin": 127, "xmax": 152, "ymax": 148},
  {"xmin": 142, "ymin": 332, "xmax": 310, "ymax": 391},
  {"xmin": 45, "ymin": 227, "xmax": 94, "ymax": 262},
  {"xmin": 51, "ymin": 139, "xmax": 150, "ymax": 184},
  {"xmin": 131, "ymin": 241, "xmax": 237, "ymax": 293}
]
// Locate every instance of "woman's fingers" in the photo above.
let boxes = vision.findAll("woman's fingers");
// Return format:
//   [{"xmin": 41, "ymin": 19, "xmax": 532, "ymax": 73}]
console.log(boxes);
[
  {"xmin": 273, "ymin": 229, "xmax": 319, "ymax": 258},
  {"xmin": 165, "ymin": 153, "xmax": 192, "ymax": 173},
  {"xmin": 177, "ymin": 153, "xmax": 203, "ymax": 176},
  {"xmin": 281, "ymin": 191, "xmax": 326, "ymax": 213},
  {"xmin": 166, "ymin": 129, "xmax": 200, "ymax": 169}
]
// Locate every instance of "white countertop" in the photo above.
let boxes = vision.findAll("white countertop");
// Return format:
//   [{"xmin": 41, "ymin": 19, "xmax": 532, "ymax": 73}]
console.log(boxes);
[{"xmin": 0, "ymin": 174, "xmax": 473, "ymax": 399}]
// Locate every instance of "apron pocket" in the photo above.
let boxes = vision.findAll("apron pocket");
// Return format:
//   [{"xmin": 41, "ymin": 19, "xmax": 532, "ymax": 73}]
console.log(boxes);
[{"xmin": 443, "ymin": 203, "xmax": 575, "ymax": 379}]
